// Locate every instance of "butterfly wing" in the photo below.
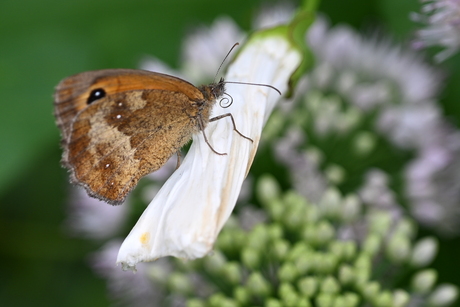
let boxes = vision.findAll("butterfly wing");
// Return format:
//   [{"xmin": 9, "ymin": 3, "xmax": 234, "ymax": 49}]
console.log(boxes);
[
  {"xmin": 54, "ymin": 69, "xmax": 205, "ymax": 205},
  {"xmin": 54, "ymin": 69, "xmax": 202, "ymax": 141}
]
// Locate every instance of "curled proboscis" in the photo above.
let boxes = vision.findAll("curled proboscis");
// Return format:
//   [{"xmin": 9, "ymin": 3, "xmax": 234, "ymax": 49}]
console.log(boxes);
[{"xmin": 219, "ymin": 92, "xmax": 234, "ymax": 108}]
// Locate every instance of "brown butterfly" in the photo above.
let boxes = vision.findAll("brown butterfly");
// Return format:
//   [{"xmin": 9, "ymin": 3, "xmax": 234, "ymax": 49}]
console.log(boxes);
[
  {"xmin": 55, "ymin": 69, "xmax": 228, "ymax": 204},
  {"xmin": 54, "ymin": 46, "xmax": 280, "ymax": 205}
]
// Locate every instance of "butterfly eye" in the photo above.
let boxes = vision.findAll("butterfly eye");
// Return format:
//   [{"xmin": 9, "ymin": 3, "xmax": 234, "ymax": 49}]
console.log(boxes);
[{"xmin": 87, "ymin": 88, "xmax": 106, "ymax": 104}]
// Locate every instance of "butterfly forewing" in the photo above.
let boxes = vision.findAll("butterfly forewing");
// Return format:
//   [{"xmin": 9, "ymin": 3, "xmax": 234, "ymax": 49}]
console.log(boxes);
[{"xmin": 54, "ymin": 69, "xmax": 207, "ymax": 205}]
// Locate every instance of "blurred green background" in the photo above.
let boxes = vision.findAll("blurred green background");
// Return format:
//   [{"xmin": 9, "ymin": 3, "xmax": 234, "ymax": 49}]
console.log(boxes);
[{"xmin": 1, "ymin": 0, "xmax": 459, "ymax": 306}]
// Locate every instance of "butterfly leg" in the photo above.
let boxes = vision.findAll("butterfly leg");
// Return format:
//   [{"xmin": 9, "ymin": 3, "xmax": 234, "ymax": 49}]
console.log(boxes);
[
  {"xmin": 175, "ymin": 151, "xmax": 181, "ymax": 170},
  {"xmin": 197, "ymin": 117, "xmax": 227, "ymax": 156},
  {"xmin": 209, "ymin": 113, "xmax": 254, "ymax": 142}
]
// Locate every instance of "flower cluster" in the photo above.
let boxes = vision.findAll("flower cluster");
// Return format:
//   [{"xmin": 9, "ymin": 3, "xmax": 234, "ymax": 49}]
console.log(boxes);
[
  {"xmin": 411, "ymin": 0, "xmax": 460, "ymax": 62},
  {"xmin": 268, "ymin": 16, "xmax": 460, "ymax": 235},
  {"xmin": 91, "ymin": 176, "xmax": 457, "ymax": 307},
  {"xmin": 183, "ymin": 175, "xmax": 455, "ymax": 307}
]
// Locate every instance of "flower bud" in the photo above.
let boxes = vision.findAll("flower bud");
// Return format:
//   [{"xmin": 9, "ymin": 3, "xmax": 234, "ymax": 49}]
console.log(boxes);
[
  {"xmin": 186, "ymin": 298, "xmax": 205, "ymax": 307},
  {"xmin": 319, "ymin": 188, "xmax": 342, "ymax": 219},
  {"xmin": 343, "ymin": 292, "xmax": 359, "ymax": 307},
  {"xmin": 298, "ymin": 277, "xmax": 318, "ymax": 298},
  {"xmin": 295, "ymin": 254, "xmax": 312, "ymax": 275},
  {"xmin": 374, "ymin": 290, "xmax": 392, "ymax": 307},
  {"xmin": 386, "ymin": 234, "xmax": 411, "ymax": 263},
  {"xmin": 428, "ymin": 284, "xmax": 459, "ymax": 307},
  {"xmin": 271, "ymin": 239, "xmax": 291, "ymax": 261},
  {"xmin": 315, "ymin": 221, "xmax": 335, "ymax": 245},
  {"xmin": 248, "ymin": 224, "xmax": 270, "ymax": 250},
  {"xmin": 393, "ymin": 218, "xmax": 416, "ymax": 239},
  {"xmin": 325, "ymin": 164, "xmax": 346, "ymax": 185},
  {"xmin": 279, "ymin": 282, "xmax": 300, "ymax": 306},
  {"xmin": 267, "ymin": 223, "xmax": 284, "ymax": 241},
  {"xmin": 316, "ymin": 293, "xmax": 335, "ymax": 307},
  {"xmin": 204, "ymin": 251, "xmax": 227, "ymax": 274},
  {"xmin": 247, "ymin": 272, "xmax": 272, "ymax": 297},
  {"xmin": 342, "ymin": 241, "xmax": 357, "ymax": 261},
  {"xmin": 221, "ymin": 261, "xmax": 242, "ymax": 285},
  {"xmin": 340, "ymin": 195, "xmax": 361, "ymax": 223},
  {"xmin": 278, "ymin": 263, "xmax": 298, "ymax": 283},
  {"xmin": 338, "ymin": 265, "xmax": 355, "ymax": 285},
  {"xmin": 287, "ymin": 242, "xmax": 311, "ymax": 261},
  {"xmin": 362, "ymin": 281, "xmax": 380, "ymax": 301},
  {"xmin": 315, "ymin": 253, "xmax": 339, "ymax": 274},
  {"xmin": 410, "ymin": 237, "xmax": 438, "ymax": 267},
  {"xmin": 392, "ymin": 290, "xmax": 410, "ymax": 307},
  {"xmin": 241, "ymin": 247, "xmax": 261, "ymax": 270},
  {"xmin": 321, "ymin": 276, "xmax": 340, "ymax": 294},
  {"xmin": 257, "ymin": 175, "xmax": 281, "ymax": 204},
  {"xmin": 266, "ymin": 199, "xmax": 285, "ymax": 222},
  {"xmin": 353, "ymin": 131, "xmax": 376, "ymax": 156},
  {"xmin": 166, "ymin": 272, "xmax": 193, "ymax": 295},
  {"xmin": 208, "ymin": 294, "xmax": 238, "ymax": 307},
  {"xmin": 362, "ymin": 233, "xmax": 382, "ymax": 256},
  {"xmin": 233, "ymin": 286, "xmax": 250, "ymax": 305},
  {"xmin": 412, "ymin": 269, "xmax": 437, "ymax": 293},
  {"xmin": 265, "ymin": 298, "xmax": 283, "ymax": 307},
  {"xmin": 368, "ymin": 211, "xmax": 391, "ymax": 236}
]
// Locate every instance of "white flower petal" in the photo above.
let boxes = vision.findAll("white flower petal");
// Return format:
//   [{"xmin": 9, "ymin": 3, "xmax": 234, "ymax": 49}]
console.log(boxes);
[{"xmin": 117, "ymin": 36, "xmax": 301, "ymax": 269}]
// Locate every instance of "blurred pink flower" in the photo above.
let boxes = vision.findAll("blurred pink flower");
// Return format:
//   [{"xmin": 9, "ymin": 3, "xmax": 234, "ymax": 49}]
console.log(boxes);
[
  {"xmin": 411, "ymin": 0, "xmax": 460, "ymax": 62},
  {"xmin": 65, "ymin": 188, "xmax": 128, "ymax": 240}
]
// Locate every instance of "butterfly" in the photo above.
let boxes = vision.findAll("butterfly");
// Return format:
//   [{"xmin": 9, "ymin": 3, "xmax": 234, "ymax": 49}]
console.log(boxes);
[{"xmin": 54, "ymin": 45, "xmax": 280, "ymax": 205}]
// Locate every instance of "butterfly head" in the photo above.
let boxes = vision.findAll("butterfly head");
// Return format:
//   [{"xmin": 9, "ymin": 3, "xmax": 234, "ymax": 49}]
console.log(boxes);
[
  {"xmin": 199, "ymin": 77, "xmax": 226, "ymax": 103},
  {"xmin": 211, "ymin": 77, "xmax": 226, "ymax": 99}
]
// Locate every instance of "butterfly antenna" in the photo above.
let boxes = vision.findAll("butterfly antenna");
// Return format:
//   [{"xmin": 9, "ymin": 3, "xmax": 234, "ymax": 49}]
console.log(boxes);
[
  {"xmin": 214, "ymin": 42, "xmax": 240, "ymax": 82},
  {"xmin": 224, "ymin": 81, "xmax": 282, "ymax": 95},
  {"xmin": 214, "ymin": 43, "xmax": 282, "ymax": 96}
]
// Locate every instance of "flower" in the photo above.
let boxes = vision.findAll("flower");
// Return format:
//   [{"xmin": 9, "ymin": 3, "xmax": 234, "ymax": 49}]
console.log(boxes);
[
  {"xmin": 181, "ymin": 17, "xmax": 245, "ymax": 83},
  {"xmin": 273, "ymin": 127, "xmax": 328, "ymax": 203},
  {"xmin": 91, "ymin": 240, "xmax": 164, "ymax": 307},
  {"xmin": 429, "ymin": 284, "xmax": 459, "ymax": 306},
  {"xmin": 410, "ymin": 237, "xmax": 438, "ymax": 267},
  {"xmin": 271, "ymin": 15, "xmax": 460, "ymax": 235},
  {"xmin": 91, "ymin": 175, "xmax": 457, "ymax": 306},
  {"xmin": 175, "ymin": 175, "xmax": 455, "ymax": 307},
  {"xmin": 411, "ymin": 0, "xmax": 460, "ymax": 62},
  {"xmin": 64, "ymin": 187, "xmax": 129, "ymax": 240},
  {"xmin": 406, "ymin": 139, "xmax": 460, "ymax": 234},
  {"xmin": 117, "ymin": 24, "xmax": 304, "ymax": 269},
  {"xmin": 307, "ymin": 16, "xmax": 440, "ymax": 105},
  {"xmin": 359, "ymin": 169, "xmax": 399, "ymax": 211},
  {"xmin": 141, "ymin": 17, "xmax": 244, "ymax": 85}
]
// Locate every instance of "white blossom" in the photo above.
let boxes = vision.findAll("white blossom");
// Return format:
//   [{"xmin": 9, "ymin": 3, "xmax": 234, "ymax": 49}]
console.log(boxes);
[{"xmin": 117, "ymin": 35, "xmax": 302, "ymax": 269}]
